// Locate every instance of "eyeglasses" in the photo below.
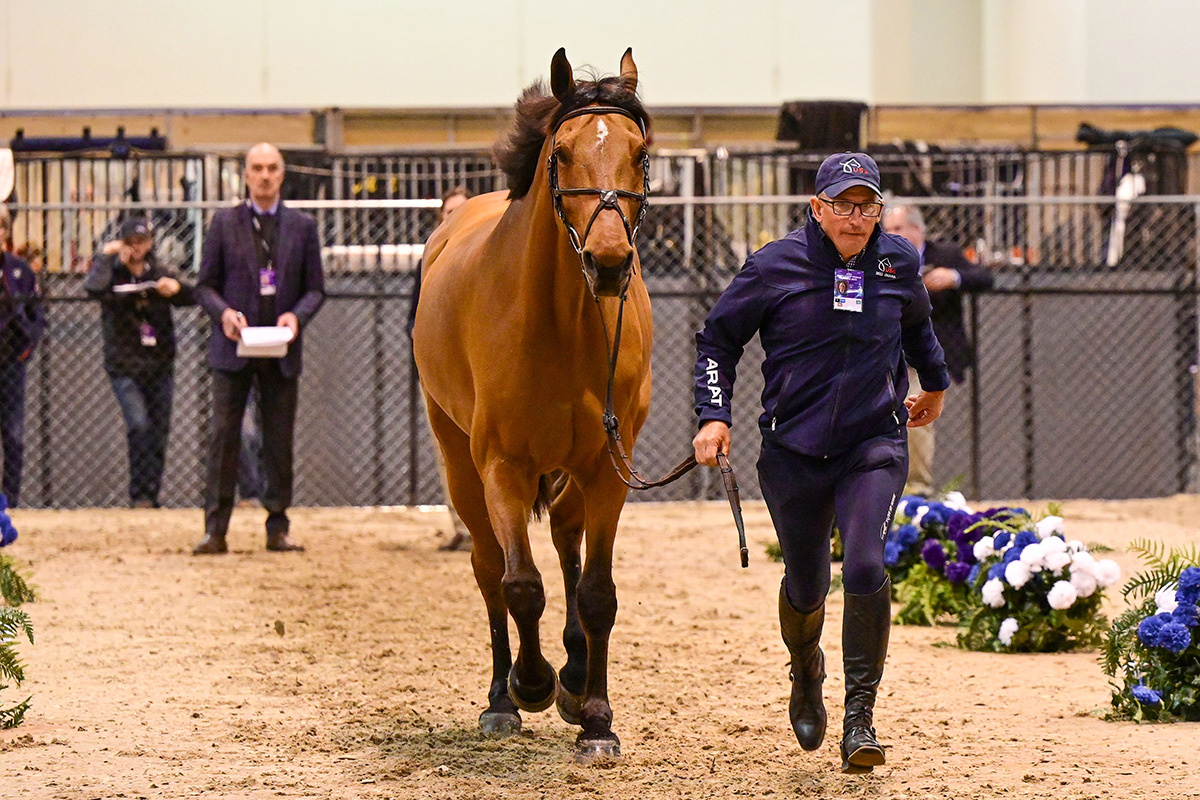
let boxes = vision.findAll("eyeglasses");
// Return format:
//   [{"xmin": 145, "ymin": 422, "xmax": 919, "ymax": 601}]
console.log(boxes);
[{"xmin": 819, "ymin": 197, "xmax": 883, "ymax": 218}]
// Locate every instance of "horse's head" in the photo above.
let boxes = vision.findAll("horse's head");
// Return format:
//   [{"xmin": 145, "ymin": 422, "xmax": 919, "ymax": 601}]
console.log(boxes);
[{"xmin": 548, "ymin": 48, "xmax": 649, "ymax": 298}]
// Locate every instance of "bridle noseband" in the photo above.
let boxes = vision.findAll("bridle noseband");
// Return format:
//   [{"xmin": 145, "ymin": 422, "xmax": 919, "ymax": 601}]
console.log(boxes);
[{"xmin": 547, "ymin": 105, "xmax": 651, "ymax": 289}]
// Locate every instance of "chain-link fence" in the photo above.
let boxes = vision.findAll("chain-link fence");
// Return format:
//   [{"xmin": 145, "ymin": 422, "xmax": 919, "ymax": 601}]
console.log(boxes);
[{"xmin": 2, "ymin": 192, "xmax": 1199, "ymax": 508}]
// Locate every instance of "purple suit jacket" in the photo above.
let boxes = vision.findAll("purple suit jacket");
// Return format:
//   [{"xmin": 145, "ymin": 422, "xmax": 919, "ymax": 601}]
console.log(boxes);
[{"xmin": 195, "ymin": 202, "xmax": 325, "ymax": 378}]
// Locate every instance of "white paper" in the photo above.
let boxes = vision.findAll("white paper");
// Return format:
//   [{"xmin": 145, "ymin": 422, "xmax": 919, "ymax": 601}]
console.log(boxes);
[
  {"xmin": 112, "ymin": 281, "xmax": 159, "ymax": 294},
  {"xmin": 236, "ymin": 326, "xmax": 295, "ymax": 358}
]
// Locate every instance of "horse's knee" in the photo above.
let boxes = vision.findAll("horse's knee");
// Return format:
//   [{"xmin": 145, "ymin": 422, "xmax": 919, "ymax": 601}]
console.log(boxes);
[
  {"xmin": 577, "ymin": 574, "xmax": 617, "ymax": 632},
  {"xmin": 502, "ymin": 573, "xmax": 546, "ymax": 622}
]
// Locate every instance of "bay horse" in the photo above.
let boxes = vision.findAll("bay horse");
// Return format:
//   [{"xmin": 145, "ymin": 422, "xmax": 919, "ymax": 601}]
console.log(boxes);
[{"xmin": 411, "ymin": 48, "xmax": 652, "ymax": 758}]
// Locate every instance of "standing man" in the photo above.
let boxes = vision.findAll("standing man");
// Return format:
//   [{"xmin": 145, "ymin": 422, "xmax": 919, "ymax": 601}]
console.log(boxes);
[
  {"xmin": 85, "ymin": 217, "xmax": 194, "ymax": 508},
  {"xmin": 692, "ymin": 153, "xmax": 948, "ymax": 773},
  {"xmin": 883, "ymin": 203, "xmax": 993, "ymax": 496},
  {"xmin": 193, "ymin": 142, "xmax": 325, "ymax": 554},
  {"xmin": 0, "ymin": 207, "xmax": 45, "ymax": 508}
]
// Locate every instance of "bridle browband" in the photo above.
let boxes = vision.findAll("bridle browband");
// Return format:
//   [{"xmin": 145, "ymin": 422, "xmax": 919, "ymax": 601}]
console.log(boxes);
[{"xmin": 545, "ymin": 103, "xmax": 747, "ymax": 567}]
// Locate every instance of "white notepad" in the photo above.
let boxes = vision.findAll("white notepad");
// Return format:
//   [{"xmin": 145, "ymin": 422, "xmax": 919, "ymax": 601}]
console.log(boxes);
[{"xmin": 236, "ymin": 326, "xmax": 295, "ymax": 358}]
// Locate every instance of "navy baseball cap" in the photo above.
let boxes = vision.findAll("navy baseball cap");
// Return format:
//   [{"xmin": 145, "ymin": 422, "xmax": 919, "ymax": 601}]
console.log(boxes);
[
  {"xmin": 118, "ymin": 217, "xmax": 152, "ymax": 241},
  {"xmin": 815, "ymin": 152, "xmax": 882, "ymax": 199}
]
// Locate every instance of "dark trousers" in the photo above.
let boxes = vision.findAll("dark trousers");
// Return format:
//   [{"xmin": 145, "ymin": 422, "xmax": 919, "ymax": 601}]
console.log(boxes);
[
  {"xmin": 205, "ymin": 361, "xmax": 297, "ymax": 539},
  {"xmin": 758, "ymin": 431, "xmax": 908, "ymax": 612},
  {"xmin": 0, "ymin": 359, "xmax": 26, "ymax": 507},
  {"xmin": 108, "ymin": 368, "xmax": 175, "ymax": 506},
  {"xmin": 236, "ymin": 387, "xmax": 266, "ymax": 501}
]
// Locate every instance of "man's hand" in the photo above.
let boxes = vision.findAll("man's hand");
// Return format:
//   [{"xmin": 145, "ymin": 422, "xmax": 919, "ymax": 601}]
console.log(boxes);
[
  {"xmin": 923, "ymin": 267, "xmax": 959, "ymax": 292},
  {"xmin": 277, "ymin": 312, "xmax": 300, "ymax": 339},
  {"xmin": 155, "ymin": 277, "xmax": 181, "ymax": 297},
  {"xmin": 905, "ymin": 390, "xmax": 945, "ymax": 427},
  {"xmin": 693, "ymin": 420, "xmax": 731, "ymax": 467},
  {"xmin": 102, "ymin": 240, "xmax": 122, "ymax": 256},
  {"xmin": 221, "ymin": 308, "xmax": 247, "ymax": 341}
]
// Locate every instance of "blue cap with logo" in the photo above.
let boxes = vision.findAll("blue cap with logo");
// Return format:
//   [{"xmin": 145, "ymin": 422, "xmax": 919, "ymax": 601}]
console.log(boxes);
[
  {"xmin": 815, "ymin": 152, "xmax": 882, "ymax": 199},
  {"xmin": 118, "ymin": 217, "xmax": 153, "ymax": 241}
]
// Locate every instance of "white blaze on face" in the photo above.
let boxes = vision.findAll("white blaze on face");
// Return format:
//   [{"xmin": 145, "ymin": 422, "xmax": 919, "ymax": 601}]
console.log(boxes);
[{"xmin": 595, "ymin": 118, "xmax": 610, "ymax": 148}]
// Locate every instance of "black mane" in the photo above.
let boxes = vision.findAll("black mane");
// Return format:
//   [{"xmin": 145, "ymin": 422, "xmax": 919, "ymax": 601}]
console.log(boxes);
[{"xmin": 493, "ymin": 74, "xmax": 650, "ymax": 201}]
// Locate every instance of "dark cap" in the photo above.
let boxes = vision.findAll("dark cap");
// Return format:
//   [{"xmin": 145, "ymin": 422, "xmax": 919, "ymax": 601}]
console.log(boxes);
[
  {"xmin": 118, "ymin": 217, "xmax": 153, "ymax": 241},
  {"xmin": 815, "ymin": 152, "xmax": 882, "ymax": 199}
]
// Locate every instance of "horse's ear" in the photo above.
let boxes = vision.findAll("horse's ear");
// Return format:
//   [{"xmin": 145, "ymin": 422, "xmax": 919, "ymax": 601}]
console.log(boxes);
[
  {"xmin": 619, "ymin": 47, "xmax": 638, "ymax": 94},
  {"xmin": 550, "ymin": 48, "xmax": 575, "ymax": 103}
]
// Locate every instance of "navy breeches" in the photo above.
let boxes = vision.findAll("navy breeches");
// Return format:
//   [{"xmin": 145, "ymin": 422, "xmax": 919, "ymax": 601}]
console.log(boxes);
[{"xmin": 758, "ymin": 430, "xmax": 908, "ymax": 612}]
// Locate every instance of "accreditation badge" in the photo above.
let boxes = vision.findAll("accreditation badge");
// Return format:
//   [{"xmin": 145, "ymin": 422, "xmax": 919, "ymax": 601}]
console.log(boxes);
[{"xmin": 833, "ymin": 268, "xmax": 864, "ymax": 312}]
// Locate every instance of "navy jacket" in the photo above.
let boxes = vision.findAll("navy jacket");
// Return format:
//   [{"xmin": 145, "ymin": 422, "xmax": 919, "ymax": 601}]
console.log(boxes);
[
  {"xmin": 694, "ymin": 212, "xmax": 950, "ymax": 458},
  {"xmin": 195, "ymin": 202, "xmax": 325, "ymax": 379},
  {"xmin": 0, "ymin": 252, "xmax": 45, "ymax": 364},
  {"xmin": 84, "ymin": 253, "xmax": 195, "ymax": 377},
  {"xmin": 922, "ymin": 239, "xmax": 993, "ymax": 383}
]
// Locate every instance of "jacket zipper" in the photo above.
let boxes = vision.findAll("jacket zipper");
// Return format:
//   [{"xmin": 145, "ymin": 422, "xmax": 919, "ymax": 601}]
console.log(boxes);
[{"xmin": 770, "ymin": 371, "xmax": 794, "ymax": 431}]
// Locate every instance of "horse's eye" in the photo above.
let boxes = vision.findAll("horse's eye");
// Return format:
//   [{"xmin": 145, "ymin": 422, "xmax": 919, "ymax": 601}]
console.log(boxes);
[{"xmin": 554, "ymin": 150, "xmax": 570, "ymax": 165}]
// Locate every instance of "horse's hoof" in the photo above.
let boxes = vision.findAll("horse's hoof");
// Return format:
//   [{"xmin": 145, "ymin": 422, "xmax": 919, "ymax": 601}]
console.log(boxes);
[
  {"xmin": 574, "ymin": 733, "xmax": 621, "ymax": 761},
  {"xmin": 479, "ymin": 710, "xmax": 522, "ymax": 737},
  {"xmin": 556, "ymin": 690, "xmax": 584, "ymax": 726},
  {"xmin": 507, "ymin": 663, "xmax": 559, "ymax": 713}
]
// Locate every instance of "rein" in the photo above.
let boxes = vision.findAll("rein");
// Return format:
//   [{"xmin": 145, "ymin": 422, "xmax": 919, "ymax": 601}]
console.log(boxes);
[{"xmin": 549, "ymin": 104, "xmax": 748, "ymax": 566}]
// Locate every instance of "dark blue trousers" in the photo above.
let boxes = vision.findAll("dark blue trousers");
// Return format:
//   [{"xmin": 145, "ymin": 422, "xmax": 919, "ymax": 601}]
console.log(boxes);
[
  {"xmin": 109, "ymin": 368, "xmax": 175, "ymax": 506},
  {"xmin": 758, "ymin": 430, "xmax": 908, "ymax": 612},
  {"xmin": 0, "ymin": 359, "xmax": 27, "ymax": 507}
]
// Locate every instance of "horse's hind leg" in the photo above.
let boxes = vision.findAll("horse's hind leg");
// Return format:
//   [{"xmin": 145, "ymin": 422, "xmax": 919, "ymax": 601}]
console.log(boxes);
[
  {"xmin": 427, "ymin": 402, "xmax": 520, "ymax": 735},
  {"xmin": 480, "ymin": 459, "xmax": 559, "ymax": 714},
  {"xmin": 550, "ymin": 476, "xmax": 587, "ymax": 726}
]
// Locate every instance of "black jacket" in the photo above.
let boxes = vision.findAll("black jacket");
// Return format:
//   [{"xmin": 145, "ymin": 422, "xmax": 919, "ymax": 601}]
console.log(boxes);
[
  {"xmin": 195, "ymin": 202, "xmax": 325, "ymax": 378},
  {"xmin": 84, "ymin": 253, "xmax": 195, "ymax": 377},
  {"xmin": 0, "ymin": 252, "xmax": 45, "ymax": 364},
  {"xmin": 921, "ymin": 240, "xmax": 993, "ymax": 383}
]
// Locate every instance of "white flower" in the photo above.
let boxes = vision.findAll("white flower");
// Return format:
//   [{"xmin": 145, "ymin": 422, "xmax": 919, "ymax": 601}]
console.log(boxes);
[
  {"xmin": 982, "ymin": 578, "xmax": 1007, "ymax": 608},
  {"xmin": 1066, "ymin": 539, "xmax": 1087, "ymax": 554},
  {"xmin": 1071, "ymin": 551, "xmax": 1097, "ymax": 577},
  {"xmin": 1155, "ymin": 586, "xmax": 1179, "ymax": 614},
  {"xmin": 1020, "ymin": 542, "xmax": 1047, "ymax": 571},
  {"xmin": 998, "ymin": 617, "xmax": 1019, "ymax": 646},
  {"xmin": 1005, "ymin": 560, "xmax": 1033, "ymax": 589},
  {"xmin": 1047, "ymin": 580, "xmax": 1079, "ymax": 610},
  {"xmin": 1093, "ymin": 559, "xmax": 1121, "ymax": 588},
  {"xmin": 911, "ymin": 505, "xmax": 929, "ymax": 528},
  {"xmin": 973, "ymin": 536, "xmax": 995, "ymax": 561},
  {"xmin": 1044, "ymin": 551, "xmax": 1072, "ymax": 575},
  {"xmin": 1070, "ymin": 569, "xmax": 1098, "ymax": 598},
  {"xmin": 1041, "ymin": 535, "xmax": 1068, "ymax": 555},
  {"xmin": 1035, "ymin": 515, "xmax": 1065, "ymax": 539},
  {"xmin": 942, "ymin": 491, "xmax": 972, "ymax": 512}
]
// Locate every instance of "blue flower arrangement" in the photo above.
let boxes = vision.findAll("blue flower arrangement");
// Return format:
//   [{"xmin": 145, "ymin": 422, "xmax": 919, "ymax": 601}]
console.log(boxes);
[
  {"xmin": 958, "ymin": 508, "xmax": 1118, "ymax": 653},
  {"xmin": 884, "ymin": 493, "xmax": 1001, "ymax": 625},
  {"xmin": 1104, "ymin": 541, "xmax": 1200, "ymax": 722}
]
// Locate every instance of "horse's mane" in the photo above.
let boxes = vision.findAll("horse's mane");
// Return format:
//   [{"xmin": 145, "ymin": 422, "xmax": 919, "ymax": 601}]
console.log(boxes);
[{"xmin": 494, "ymin": 72, "xmax": 650, "ymax": 201}]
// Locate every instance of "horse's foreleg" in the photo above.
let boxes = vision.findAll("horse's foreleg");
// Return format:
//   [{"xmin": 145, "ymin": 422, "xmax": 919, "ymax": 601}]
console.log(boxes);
[
  {"xmin": 574, "ymin": 468, "xmax": 630, "ymax": 758},
  {"xmin": 550, "ymin": 477, "xmax": 587, "ymax": 725},
  {"xmin": 481, "ymin": 460, "xmax": 559, "ymax": 714},
  {"xmin": 427, "ymin": 402, "xmax": 520, "ymax": 735}
]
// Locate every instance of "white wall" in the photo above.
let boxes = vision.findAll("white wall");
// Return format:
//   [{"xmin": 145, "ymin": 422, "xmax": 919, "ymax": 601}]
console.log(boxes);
[{"xmin": 1, "ymin": 0, "xmax": 1199, "ymax": 109}]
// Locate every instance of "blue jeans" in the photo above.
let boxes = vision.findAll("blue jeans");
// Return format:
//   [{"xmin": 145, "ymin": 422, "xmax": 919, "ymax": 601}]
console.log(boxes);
[
  {"xmin": 108, "ymin": 369, "xmax": 174, "ymax": 506},
  {"xmin": 0, "ymin": 359, "xmax": 27, "ymax": 507}
]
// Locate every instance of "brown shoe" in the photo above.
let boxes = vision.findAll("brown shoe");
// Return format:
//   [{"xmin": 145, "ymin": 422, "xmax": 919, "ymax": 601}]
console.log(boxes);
[
  {"xmin": 438, "ymin": 531, "xmax": 473, "ymax": 552},
  {"xmin": 266, "ymin": 532, "xmax": 305, "ymax": 552},
  {"xmin": 192, "ymin": 534, "xmax": 228, "ymax": 555}
]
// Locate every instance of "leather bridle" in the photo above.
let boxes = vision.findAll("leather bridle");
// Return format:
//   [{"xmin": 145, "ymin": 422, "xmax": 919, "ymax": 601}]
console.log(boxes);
[{"xmin": 545, "ymin": 104, "xmax": 747, "ymax": 567}]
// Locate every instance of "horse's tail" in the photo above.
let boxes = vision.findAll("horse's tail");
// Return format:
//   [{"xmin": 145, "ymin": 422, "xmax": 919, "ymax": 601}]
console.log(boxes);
[{"xmin": 530, "ymin": 471, "xmax": 567, "ymax": 521}]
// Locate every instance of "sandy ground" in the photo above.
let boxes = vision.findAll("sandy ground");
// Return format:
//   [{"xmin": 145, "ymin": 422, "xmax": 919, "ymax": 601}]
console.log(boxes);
[{"xmin": 1, "ymin": 496, "xmax": 1199, "ymax": 799}]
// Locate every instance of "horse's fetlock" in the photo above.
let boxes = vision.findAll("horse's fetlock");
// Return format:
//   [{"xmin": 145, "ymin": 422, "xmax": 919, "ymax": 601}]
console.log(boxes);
[{"xmin": 502, "ymin": 575, "xmax": 546, "ymax": 619}]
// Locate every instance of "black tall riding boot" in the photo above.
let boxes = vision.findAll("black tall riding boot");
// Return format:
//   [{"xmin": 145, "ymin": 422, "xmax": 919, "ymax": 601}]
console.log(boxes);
[
  {"xmin": 840, "ymin": 577, "xmax": 892, "ymax": 773},
  {"xmin": 778, "ymin": 582, "xmax": 826, "ymax": 751}
]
